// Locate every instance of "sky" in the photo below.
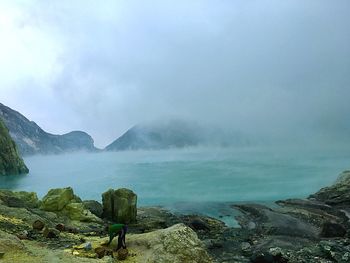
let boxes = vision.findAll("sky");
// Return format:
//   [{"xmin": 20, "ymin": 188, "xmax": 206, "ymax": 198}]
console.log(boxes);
[{"xmin": 0, "ymin": 0, "xmax": 349, "ymax": 148}]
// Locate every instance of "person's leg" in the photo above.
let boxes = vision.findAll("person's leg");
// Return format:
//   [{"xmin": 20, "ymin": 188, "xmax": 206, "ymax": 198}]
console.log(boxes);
[
  {"xmin": 122, "ymin": 233, "xmax": 126, "ymax": 249},
  {"xmin": 117, "ymin": 232, "xmax": 123, "ymax": 251}
]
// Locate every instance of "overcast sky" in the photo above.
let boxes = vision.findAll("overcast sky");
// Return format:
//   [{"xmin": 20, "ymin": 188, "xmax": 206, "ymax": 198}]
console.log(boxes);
[{"xmin": 0, "ymin": 0, "xmax": 349, "ymax": 147}]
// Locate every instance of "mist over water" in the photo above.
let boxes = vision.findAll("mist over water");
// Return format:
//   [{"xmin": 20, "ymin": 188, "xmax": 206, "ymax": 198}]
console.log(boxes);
[{"xmin": 1, "ymin": 145, "xmax": 350, "ymax": 226}]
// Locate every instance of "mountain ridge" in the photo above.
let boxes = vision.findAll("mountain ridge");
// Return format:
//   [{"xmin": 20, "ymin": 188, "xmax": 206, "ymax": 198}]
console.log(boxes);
[{"xmin": 0, "ymin": 103, "xmax": 98, "ymax": 156}]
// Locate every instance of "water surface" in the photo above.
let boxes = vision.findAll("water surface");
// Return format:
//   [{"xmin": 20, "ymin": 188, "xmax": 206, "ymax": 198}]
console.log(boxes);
[{"xmin": 1, "ymin": 146, "xmax": 349, "ymax": 226}]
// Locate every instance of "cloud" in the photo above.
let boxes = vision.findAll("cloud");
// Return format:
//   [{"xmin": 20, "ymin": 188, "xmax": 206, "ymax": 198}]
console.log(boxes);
[{"xmin": 0, "ymin": 0, "xmax": 349, "ymax": 147}]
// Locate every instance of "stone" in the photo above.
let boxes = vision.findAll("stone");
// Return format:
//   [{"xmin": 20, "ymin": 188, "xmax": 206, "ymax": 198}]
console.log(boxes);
[
  {"xmin": 55, "ymin": 223, "xmax": 65, "ymax": 232},
  {"xmin": 62, "ymin": 202, "xmax": 103, "ymax": 223},
  {"xmin": 127, "ymin": 223, "xmax": 212, "ymax": 263},
  {"xmin": 40, "ymin": 187, "xmax": 75, "ymax": 211},
  {"xmin": 95, "ymin": 246, "xmax": 113, "ymax": 259},
  {"xmin": 117, "ymin": 248, "xmax": 129, "ymax": 260},
  {"xmin": 0, "ymin": 118, "xmax": 29, "ymax": 175},
  {"xmin": 83, "ymin": 200, "xmax": 103, "ymax": 218},
  {"xmin": 0, "ymin": 190, "xmax": 39, "ymax": 208},
  {"xmin": 320, "ymin": 222, "xmax": 347, "ymax": 238},
  {"xmin": 16, "ymin": 230, "xmax": 29, "ymax": 240},
  {"xmin": 32, "ymin": 220, "xmax": 45, "ymax": 231},
  {"xmin": 42, "ymin": 227, "xmax": 59, "ymax": 238},
  {"xmin": 102, "ymin": 188, "xmax": 137, "ymax": 223}
]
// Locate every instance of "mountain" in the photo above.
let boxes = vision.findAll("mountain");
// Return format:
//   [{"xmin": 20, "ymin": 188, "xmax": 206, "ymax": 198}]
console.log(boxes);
[
  {"xmin": 105, "ymin": 119, "xmax": 252, "ymax": 151},
  {"xmin": 0, "ymin": 103, "xmax": 97, "ymax": 155},
  {"xmin": 0, "ymin": 118, "xmax": 29, "ymax": 175}
]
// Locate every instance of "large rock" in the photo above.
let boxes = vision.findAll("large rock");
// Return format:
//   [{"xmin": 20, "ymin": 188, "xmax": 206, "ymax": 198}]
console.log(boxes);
[
  {"xmin": 102, "ymin": 188, "xmax": 137, "ymax": 223},
  {"xmin": 40, "ymin": 187, "xmax": 75, "ymax": 211},
  {"xmin": 0, "ymin": 190, "xmax": 39, "ymax": 208},
  {"xmin": 127, "ymin": 223, "xmax": 212, "ymax": 263},
  {"xmin": 0, "ymin": 118, "xmax": 28, "ymax": 175},
  {"xmin": 62, "ymin": 202, "xmax": 103, "ymax": 223},
  {"xmin": 309, "ymin": 171, "xmax": 350, "ymax": 207}
]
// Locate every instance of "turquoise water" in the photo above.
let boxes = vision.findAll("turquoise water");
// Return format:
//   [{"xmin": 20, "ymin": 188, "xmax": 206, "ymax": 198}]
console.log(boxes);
[{"xmin": 1, "ymin": 146, "xmax": 349, "ymax": 226}]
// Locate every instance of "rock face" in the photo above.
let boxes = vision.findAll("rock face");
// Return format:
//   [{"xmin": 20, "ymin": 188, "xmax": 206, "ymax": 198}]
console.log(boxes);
[
  {"xmin": 127, "ymin": 224, "xmax": 212, "ymax": 263},
  {"xmin": 309, "ymin": 170, "xmax": 350, "ymax": 207},
  {"xmin": 102, "ymin": 188, "xmax": 137, "ymax": 223},
  {"xmin": 0, "ymin": 118, "xmax": 29, "ymax": 175},
  {"xmin": 0, "ymin": 102, "xmax": 97, "ymax": 155}
]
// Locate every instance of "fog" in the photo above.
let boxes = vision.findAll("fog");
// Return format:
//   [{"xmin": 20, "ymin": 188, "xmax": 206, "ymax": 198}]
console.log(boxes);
[{"xmin": 0, "ymin": 0, "xmax": 349, "ymax": 147}]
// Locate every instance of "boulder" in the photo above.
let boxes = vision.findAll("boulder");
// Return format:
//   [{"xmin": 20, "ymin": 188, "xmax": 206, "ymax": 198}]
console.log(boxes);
[
  {"xmin": 62, "ymin": 202, "xmax": 103, "ymax": 223},
  {"xmin": 102, "ymin": 188, "xmax": 137, "ymax": 223},
  {"xmin": 127, "ymin": 223, "xmax": 212, "ymax": 263},
  {"xmin": 0, "ymin": 190, "xmax": 39, "ymax": 208},
  {"xmin": 40, "ymin": 187, "xmax": 74, "ymax": 211},
  {"xmin": 32, "ymin": 220, "xmax": 45, "ymax": 231},
  {"xmin": 83, "ymin": 200, "xmax": 103, "ymax": 218}
]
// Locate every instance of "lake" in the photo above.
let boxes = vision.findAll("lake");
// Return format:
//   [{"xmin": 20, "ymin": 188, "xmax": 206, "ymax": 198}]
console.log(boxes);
[{"xmin": 1, "ymin": 146, "xmax": 349, "ymax": 226}]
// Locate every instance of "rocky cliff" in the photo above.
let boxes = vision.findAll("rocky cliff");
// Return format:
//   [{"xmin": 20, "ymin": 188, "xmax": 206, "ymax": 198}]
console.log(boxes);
[
  {"xmin": 0, "ymin": 118, "xmax": 29, "ymax": 175},
  {"xmin": 0, "ymin": 103, "xmax": 97, "ymax": 155}
]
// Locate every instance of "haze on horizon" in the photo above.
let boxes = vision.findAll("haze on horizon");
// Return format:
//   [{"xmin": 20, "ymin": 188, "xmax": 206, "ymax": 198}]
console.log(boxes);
[{"xmin": 0, "ymin": 0, "xmax": 349, "ymax": 148}]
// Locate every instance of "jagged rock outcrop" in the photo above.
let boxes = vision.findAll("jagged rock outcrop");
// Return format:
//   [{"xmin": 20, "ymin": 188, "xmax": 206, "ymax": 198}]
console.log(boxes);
[
  {"xmin": 0, "ymin": 102, "xmax": 97, "ymax": 155},
  {"xmin": 0, "ymin": 118, "xmax": 29, "ymax": 175},
  {"xmin": 309, "ymin": 170, "xmax": 350, "ymax": 207},
  {"xmin": 102, "ymin": 188, "xmax": 137, "ymax": 223}
]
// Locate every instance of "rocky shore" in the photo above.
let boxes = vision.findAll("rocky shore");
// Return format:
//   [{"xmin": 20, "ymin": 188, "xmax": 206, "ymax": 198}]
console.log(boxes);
[{"xmin": 0, "ymin": 171, "xmax": 350, "ymax": 262}]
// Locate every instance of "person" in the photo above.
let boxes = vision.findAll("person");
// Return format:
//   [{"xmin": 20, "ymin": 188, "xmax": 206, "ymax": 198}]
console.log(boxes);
[{"xmin": 106, "ymin": 223, "xmax": 128, "ymax": 251}]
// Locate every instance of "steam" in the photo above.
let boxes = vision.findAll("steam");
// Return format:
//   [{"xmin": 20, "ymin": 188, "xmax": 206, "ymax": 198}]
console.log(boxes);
[{"xmin": 0, "ymin": 0, "xmax": 349, "ymax": 147}]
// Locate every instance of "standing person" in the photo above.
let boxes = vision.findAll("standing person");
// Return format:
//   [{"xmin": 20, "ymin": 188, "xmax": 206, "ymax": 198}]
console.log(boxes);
[{"xmin": 106, "ymin": 223, "xmax": 128, "ymax": 251}]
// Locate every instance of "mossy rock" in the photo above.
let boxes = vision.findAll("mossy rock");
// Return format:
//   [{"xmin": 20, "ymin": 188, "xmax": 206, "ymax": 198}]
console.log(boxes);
[{"xmin": 40, "ymin": 187, "xmax": 75, "ymax": 211}]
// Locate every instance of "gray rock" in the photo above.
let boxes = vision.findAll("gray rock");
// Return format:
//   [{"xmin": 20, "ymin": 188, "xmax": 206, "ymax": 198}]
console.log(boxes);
[
  {"xmin": 234, "ymin": 204, "xmax": 319, "ymax": 239},
  {"xmin": 102, "ymin": 188, "xmax": 137, "ymax": 223},
  {"xmin": 83, "ymin": 200, "xmax": 103, "ymax": 218}
]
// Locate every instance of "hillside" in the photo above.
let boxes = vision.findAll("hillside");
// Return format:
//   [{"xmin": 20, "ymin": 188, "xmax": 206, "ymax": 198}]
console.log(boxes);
[
  {"xmin": 0, "ymin": 103, "xmax": 97, "ymax": 155},
  {"xmin": 106, "ymin": 120, "xmax": 252, "ymax": 151},
  {"xmin": 0, "ymin": 118, "xmax": 29, "ymax": 175}
]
